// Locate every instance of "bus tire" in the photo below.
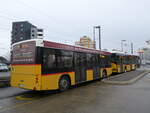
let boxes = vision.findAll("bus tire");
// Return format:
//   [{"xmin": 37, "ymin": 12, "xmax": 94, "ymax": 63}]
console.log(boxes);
[
  {"xmin": 102, "ymin": 70, "xmax": 107, "ymax": 78},
  {"xmin": 134, "ymin": 65, "xmax": 137, "ymax": 70},
  {"xmin": 124, "ymin": 67, "xmax": 127, "ymax": 72},
  {"xmin": 59, "ymin": 76, "xmax": 70, "ymax": 92}
]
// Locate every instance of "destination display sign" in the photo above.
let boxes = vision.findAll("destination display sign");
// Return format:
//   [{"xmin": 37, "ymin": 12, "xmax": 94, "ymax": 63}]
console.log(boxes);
[{"xmin": 12, "ymin": 41, "xmax": 36, "ymax": 64}]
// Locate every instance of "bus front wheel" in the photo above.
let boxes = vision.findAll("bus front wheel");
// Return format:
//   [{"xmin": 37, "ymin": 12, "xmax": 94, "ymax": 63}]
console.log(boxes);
[
  {"xmin": 102, "ymin": 70, "xmax": 107, "ymax": 78},
  {"xmin": 124, "ymin": 68, "xmax": 127, "ymax": 72},
  {"xmin": 59, "ymin": 76, "xmax": 70, "ymax": 92}
]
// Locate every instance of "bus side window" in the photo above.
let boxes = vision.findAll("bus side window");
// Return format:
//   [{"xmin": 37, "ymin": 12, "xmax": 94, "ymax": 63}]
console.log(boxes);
[
  {"xmin": 87, "ymin": 54, "xmax": 92, "ymax": 69},
  {"xmin": 63, "ymin": 56, "xmax": 73, "ymax": 68},
  {"xmin": 60, "ymin": 51, "xmax": 73, "ymax": 68},
  {"xmin": 100, "ymin": 55, "xmax": 104, "ymax": 68},
  {"xmin": 91, "ymin": 55, "xmax": 95, "ymax": 66},
  {"xmin": 43, "ymin": 48, "xmax": 56, "ymax": 69},
  {"xmin": 56, "ymin": 55, "xmax": 63, "ymax": 68},
  {"xmin": 105, "ymin": 55, "xmax": 111, "ymax": 67},
  {"xmin": 47, "ymin": 54, "xmax": 56, "ymax": 68}
]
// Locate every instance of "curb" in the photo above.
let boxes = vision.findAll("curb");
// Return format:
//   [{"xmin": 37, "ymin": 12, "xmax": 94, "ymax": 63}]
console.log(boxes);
[{"xmin": 102, "ymin": 71, "xmax": 150, "ymax": 85}]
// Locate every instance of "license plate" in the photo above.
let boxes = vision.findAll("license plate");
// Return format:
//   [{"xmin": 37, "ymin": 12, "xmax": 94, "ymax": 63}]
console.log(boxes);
[{"xmin": 19, "ymin": 84, "xmax": 24, "ymax": 87}]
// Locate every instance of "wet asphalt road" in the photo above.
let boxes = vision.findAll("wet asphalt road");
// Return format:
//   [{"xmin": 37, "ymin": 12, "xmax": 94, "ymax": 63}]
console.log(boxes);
[
  {"xmin": 0, "ymin": 73, "xmax": 150, "ymax": 113},
  {"xmin": 0, "ymin": 87, "xmax": 27, "ymax": 99}
]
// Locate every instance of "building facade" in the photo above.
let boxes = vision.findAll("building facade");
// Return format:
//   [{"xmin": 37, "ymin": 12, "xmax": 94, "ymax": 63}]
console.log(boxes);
[
  {"xmin": 11, "ymin": 21, "xmax": 43, "ymax": 44},
  {"xmin": 75, "ymin": 36, "xmax": 95, "ymax": 49},
  {"xmin": 139, "ymin": 40, "xmax": 150, "ymax": 64}
]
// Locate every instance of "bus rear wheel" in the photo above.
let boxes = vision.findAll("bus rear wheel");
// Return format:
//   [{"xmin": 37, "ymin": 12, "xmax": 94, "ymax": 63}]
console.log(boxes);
[{"xmin": 59, "ymin": 76, "xmax": 70, "ymax": 92}]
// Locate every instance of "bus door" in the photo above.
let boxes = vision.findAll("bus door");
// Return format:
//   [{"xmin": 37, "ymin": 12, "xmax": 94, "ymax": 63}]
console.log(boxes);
[
  {"xmin": 93, "ymin": 55, "xmax": 100, "ymax": 79},
  {"xmin": 74, "ymin": 52, "xmax": 86, "ymax": 83},
  {"xmin": 120, "ymin": 56, "xmax": 124, "ymax": 72}
]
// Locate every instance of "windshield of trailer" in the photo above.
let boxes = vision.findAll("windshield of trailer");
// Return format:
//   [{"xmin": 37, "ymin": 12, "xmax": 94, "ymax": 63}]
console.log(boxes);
[{"xmin": 12, "ymin": 41, "xmax": 36, "ymax": 64}]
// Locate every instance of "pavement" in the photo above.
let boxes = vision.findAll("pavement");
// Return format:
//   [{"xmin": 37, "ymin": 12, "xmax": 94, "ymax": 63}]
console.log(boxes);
[{"xmin": 102, "ymin": 70, "xmax": 149, "ymax": 85}]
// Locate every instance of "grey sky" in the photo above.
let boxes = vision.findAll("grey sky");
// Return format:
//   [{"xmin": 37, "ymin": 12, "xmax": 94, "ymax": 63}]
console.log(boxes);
[{"xmin": 0, "ymin": 0, "xmax": 150, "ymax": 57}]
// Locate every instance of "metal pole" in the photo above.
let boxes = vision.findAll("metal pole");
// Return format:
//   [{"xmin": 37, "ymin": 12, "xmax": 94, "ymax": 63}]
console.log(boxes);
[
  {"xmin": 99, "ymin": 26, "xmax": 101, "ymax": 50},
  {"xmin": 121, "ymin": 41, "xmax": 123, "ymax": 52},
  {"xmin": 93, "ymin": 27, "xmax": 96, "ymax": 49},
  {"xmin": 131, "ymin": 42, "xmax": 133, "ymax": 54},
  {"xmin": 94, "ymin": 26, "xmax": 101, "ymax": 50},
  {"xmin": 121, "ymin": 40, "xmax": 126, "ymax": 52}
]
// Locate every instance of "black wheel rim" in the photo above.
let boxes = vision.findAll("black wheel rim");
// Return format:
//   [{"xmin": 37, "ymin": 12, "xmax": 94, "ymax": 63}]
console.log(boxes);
[
  {"xmin": 103, "ymin": 72, "xmax": 106, "ymax": 78},
  {"xmin": 59, "ymin": 78, "xmax": 69, "ymax": 91}
]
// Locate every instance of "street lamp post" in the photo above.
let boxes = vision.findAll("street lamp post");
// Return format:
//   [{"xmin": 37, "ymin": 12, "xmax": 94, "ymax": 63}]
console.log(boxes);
[
  {"xmin": 93, "ymin": 26, "xmax": 101, "ymax": 50},
  {"xmin": 131, "ymin": 42, "xmax": 133, "ymax": 54},
  {"xmin": 93, "ymin": 27, "xmax": 96, "ymax": 49},
  {"xmin": 121, "ymin": 40, "xmax": 126, "ymax": 52}
]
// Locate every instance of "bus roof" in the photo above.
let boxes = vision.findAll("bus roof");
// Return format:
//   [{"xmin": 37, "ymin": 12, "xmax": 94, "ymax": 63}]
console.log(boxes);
[
  {"xmin": 111, "ymin": 53, "xmax": 125, "ymax": 56},
  {"xmin": 12, "ymin": 39, "xmax": 111, "ymax": 55},
  {"xmin": 43, "ymin": 40, "xmax": 111, "ymax": 55},
  {"xmin": 11, "ymin": 39, "xmax": 44, "ymax": 48},
  {"xmin": 111, "ymin": 52, "xmax": 139, "ymax": 57}
]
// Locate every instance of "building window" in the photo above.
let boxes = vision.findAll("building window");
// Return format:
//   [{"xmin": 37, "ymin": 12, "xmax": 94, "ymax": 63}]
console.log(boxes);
[
  {"xmin": 20, "ymin": 24, "xmax": 23, "ymax": 27},
  {"xmin": 38, "ymin": 29, "xmax": 43, "ymax": 32},
  {"xmin": 14, "ymin": 32, "xmax": 17, "ymax": 35},
  {"xmin": 38, "ymin": 34, "xmax": 43, "ymax": 36},
  {"xmin": 20, "ymin": 37, "xmax": 23, "ymax": 40}
]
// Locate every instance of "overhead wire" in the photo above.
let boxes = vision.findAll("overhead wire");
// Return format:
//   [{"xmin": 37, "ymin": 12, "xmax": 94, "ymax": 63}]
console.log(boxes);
[
  {"xmin": 0, "ymin": 15, "xmax": 14, "ymax": 21},
  {"xmin": 0, "ymin": 13, "xmax": 15, "ymax": 31},
  {"xmin": 0, "ymin": 12, "xmax": 75, "ymax": 44},
  {"xmin": 0, "ymin": 0, "xmax": 81, "ymax": 45},
  {"xmin": 13, "ymin": 0, "xmax": 79, "ymax": 43}
]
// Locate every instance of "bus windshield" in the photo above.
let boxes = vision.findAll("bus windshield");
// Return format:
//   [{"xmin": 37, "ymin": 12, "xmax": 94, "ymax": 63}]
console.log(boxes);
[{"xmin": 12, "ymin": 41, "xmax": 36, "ymax": 64}]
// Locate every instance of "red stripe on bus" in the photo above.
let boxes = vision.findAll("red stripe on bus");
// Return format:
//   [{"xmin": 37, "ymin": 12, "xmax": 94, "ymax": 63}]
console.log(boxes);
[
  {"xmin": 11, "ymin": 64, "xmax": 41, "ymax": 66},
  {"xmin": 42, "ymin": 72, "xmax": 74, "ymax": 76}
]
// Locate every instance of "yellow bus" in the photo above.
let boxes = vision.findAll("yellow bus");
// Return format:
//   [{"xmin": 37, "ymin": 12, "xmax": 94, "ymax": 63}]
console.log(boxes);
[
  {"xmin": 111, "ymin": 53, "xmax": 125, "ymax": 73},
  {"xmin": 111, "ymin": 53, "xmax": 139, "ymax": 74},
  {"xmin": 127, "ymin": 55, "xmax": 140, "ymax": 70},
  {"xmin": 11, "ymin": 39, "xmax": 112, "ymax": 91}
]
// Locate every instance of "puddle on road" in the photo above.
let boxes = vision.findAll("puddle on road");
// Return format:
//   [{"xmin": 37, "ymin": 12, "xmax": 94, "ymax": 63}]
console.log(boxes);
[
  {"xmin": 15, "ymin": 90, "xmax": 59, "ymax": 101},
  {"xmin": 16, "ymin": 95, "xmax": 41, "ymax": 101}
]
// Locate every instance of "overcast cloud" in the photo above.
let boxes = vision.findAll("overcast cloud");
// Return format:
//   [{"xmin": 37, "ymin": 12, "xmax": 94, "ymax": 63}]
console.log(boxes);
[{"xmin": 0, "ymin": 0, "xmax": 150, "ymax": 57}]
